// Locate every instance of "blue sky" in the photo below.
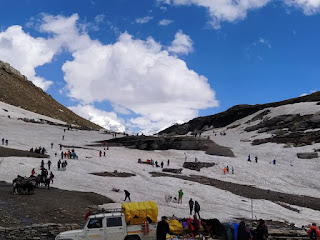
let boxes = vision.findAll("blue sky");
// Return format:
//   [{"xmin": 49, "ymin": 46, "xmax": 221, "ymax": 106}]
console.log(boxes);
[{"xmin": 0, "ymin": 0, "xmax": 319, "ymax": 132}]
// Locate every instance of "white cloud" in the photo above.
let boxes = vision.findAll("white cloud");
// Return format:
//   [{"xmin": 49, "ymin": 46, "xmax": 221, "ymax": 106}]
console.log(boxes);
[
  {"xmin": 69, "ymin": 105, "xmax": 125, "ymax": 132},
  {"xmin": 0, "ymin": 25, "xmax": 55, "ymax": 90},
  {"xmin": 159, "ymin": 0, "xmax": 320, "ymax": 28},
  {"xmin": 95, "ymin": 14, "xmax": 105, "ymax": 23},
  {"xmin": 0, "ymin": 14, "xmax": 218, "ymax": 132},
  {"xmin": 259, "ymin": 38, "xmax": 272, "ymax": 48},
  {"xmin": 159, "ymin": 19, "xmax": 174, "ymax": 25},
  {"xmin": 167, "ymin": 30, "xmax": 193, "ymax": 55},
  {"xmin": 285, "ymin": 0, "xmax": 320, "ymax": 15},
  {"xmin": 159, "ymin": 0, "xmax": 271, "ymax": 29},
  {"xmin": 135, "ymin": 16, "xmax": 153, "ymax": 24},
  {"xmin": 37, "ymin": 15, "xmax": 217, "ymax": 131}
]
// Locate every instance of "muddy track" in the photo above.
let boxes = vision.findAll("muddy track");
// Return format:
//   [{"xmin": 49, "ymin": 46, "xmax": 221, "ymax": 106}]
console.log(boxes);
[{"xmin": 150, "ymin": 172, "xmax": 320, "ymax": 211}]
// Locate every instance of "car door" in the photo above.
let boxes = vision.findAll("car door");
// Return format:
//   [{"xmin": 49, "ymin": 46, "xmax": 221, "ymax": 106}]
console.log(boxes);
[
  {"xmin": 105, "ymin": 216, "xmax": 126, "ymax": 240},
  {"xmin": 85, "ymin": 217, "xmax": 105, "ymax": 240}
]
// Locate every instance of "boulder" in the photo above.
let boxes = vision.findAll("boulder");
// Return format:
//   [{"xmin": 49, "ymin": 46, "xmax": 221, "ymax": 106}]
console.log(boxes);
[{"xmin": 297, "ymin": 152, "xmax": 318, "ymax": 159}]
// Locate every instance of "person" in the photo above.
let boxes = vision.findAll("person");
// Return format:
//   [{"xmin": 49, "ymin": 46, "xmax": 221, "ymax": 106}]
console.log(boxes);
[
  {"xmin": 103, "ymin": 151, "xmax": 106, "ymax": 157},
  {"xmin": 226, "ymin": 165, "xmax": 229, "ymax": 172},
  {"xmin": 167, "ymin": 159, "xmax": 170, "ymax": 166},
  {"xmin": 232, "ymin": 166, "xmax": 234, "ymax": 174},
  {"xmin": 50, "ymin": 171, "xmax": 54, "ymax": 183},
  {"xmin": 255, "ymin": 219, "xmax": 268, "ymax": 240},
  {"xmin": 5, "ymin": 139, "xmax": 8, "ymax": 146},
  {"xmin": 308, "ymin": 223, "xmax": 320, "ymax": 240},
  {"xmin": 192, "ymin": 214, "xmax": 200, "ymax": 236},
  {"xmin": 64, "ymin": 160, "xmax": 68, "ymax": 170},
  {"xmin": 156, "ymin": 216, "xmax": 169, "ymax": 240},
  {"xmin": 248, "ymin": 155, "xmax": 251, "ymax": 162},
  {"xmin": 51, "ymin": 142, "xmax": 53, "ymax": 149},
  {"xmin": 178, "ymin": 189, "xmax": 184, "ymax": 204},
  {"xmin": 223, "ymin": 167, "xmax": 227, "ymax": 174},
  {"xmin": 62, "ymin": 135, "xmax": 64, "ymax": 140},
  {"xmin": 255, "ymin": 156, "xmax": 258, "ymax": 163},
  {"xmin": 99, "ymin": 151, "xmax": 102, "ymax": 157},
  {"xmin": 161, "ymin": 161, "xmax": 164, "ymax": 168},
  {"xmin": 124, "ymin": 190, "xmax": 131, "ymax": 201},
  {"xmin": 47, "ymin": 160, "xmax": 52, "ymax": 170},
  {"xmin": 237, "ymin": 221, "xmax": 251, "ymax": 240},
  {"xmin": 57, "ymin": 159, "xmax": 61, "ymax": 170},
  {"xmin": 194, "ymin": 201, "xmax": 200, "ymax": 219},
  {"xmin": 84, "ymin": 208, "xmax": 93, "ymax": 220},
  {"xmin": 55, "ymin": 152, "xmax": 57, "ymax": 157},
  {"xmin": 188, "ymin": 198, "xmax": 194, "ymax": 215},
  {"xmin": 273, "ymin": 159, "xmax": 276, "ymax": 165},
  {"xmin": 40, "ymin": 160, "xmax": 44, "ymax": 168},
  {"xmin": 1, "ymin": 138, "xmax": 4, "ymax": 145},
  {"xmin": 31, "ymin": 168, "xmax": 35, "ymax": 176},
  {"xmin": 184, "ymin": 153, "xmax": 187, "ymax": 162}
]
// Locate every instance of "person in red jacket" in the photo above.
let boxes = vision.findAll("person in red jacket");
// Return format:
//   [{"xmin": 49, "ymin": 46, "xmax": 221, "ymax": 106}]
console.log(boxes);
[{"xmin": 308, "ymin": 223, "xmax": 320, "ymax": 240}]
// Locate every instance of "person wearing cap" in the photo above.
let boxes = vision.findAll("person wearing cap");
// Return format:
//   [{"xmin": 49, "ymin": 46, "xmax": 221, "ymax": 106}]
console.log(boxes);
[{"xmin": 156, "ymin": 216, "xmax": 169, "ymax": 240}]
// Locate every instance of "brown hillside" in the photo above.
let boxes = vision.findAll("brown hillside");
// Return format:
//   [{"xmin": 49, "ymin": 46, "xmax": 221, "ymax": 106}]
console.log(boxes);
[{"xmin": 0, "ymin": 60, "xmax": 101, "ymax": 130}]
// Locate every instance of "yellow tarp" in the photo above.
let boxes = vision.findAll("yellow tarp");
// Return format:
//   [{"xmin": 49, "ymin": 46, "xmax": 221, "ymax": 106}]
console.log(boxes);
[
  {"xmin": 122, "ymin": 201, "xmax": 158, "ymax": 225},
  {"xmin": 167, "ymin": 219, "xmax": 184, "ymax": 234}
]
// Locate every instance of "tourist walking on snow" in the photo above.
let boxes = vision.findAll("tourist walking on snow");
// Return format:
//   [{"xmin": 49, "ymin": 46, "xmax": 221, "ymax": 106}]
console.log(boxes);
[
  {"xmin": 167, "ymin": 159, "xmax": 170, "ymax": 166},
  {"xmin": 1, "ymin": 138, "xmax": 4, "ymax": 145},
  {"xmin": 31, "ymin": 168, "xmax": 36, "ymax": 176},
  {"xmin": 47, "ymin": 160, "xmax": 52, "ymax": 170},
  {"xmin": 188, "ymin": 198, "xmax": 194, "ymax": 215},
  {"xmin": 248, "ymin": 155, "xmax": 251, "ymax": 162},
  {"xmin": 5, "ymin": 139, "xmax": 8, "ymax": 145},
  {"xmin": 99, "ymin": 151, "xmax": 102, "ymax": 157},
  {"xmin": 255, "ymin": 156, "xmax": 258, "ymax": 163},
  {"xmin": 194, "ymin": 200, "xmax": 200, "ymax": 219},
  {"xmin": 161, "ymin": 161, "xmax": 164, "ymax": 168},
  {"xmin": 49, "ymin": 171, "xmax": 54, "ymax": 183},
  {"xmin": 178, "ymin": 189, "xmax": 183, "ymax": 204},
  {"xmin": 124, "ymin": 190, "xmax": 131, "ymax": 202},
  {"xmin": 57, "ymin": 159, "xmax": 61, "ymax": 170},
  {"xmin": 51, "ymin": 142, "xmax": 53, "ymax": 149}
]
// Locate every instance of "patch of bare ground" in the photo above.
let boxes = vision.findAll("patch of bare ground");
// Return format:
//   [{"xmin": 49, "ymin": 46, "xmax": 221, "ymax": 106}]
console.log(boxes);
[
  {"xmin": 0, "ymin": 181, "xmax": 113, "ymax": 228},
  {"xmin": 90, "ymin": 171, "xmax": 135, "ymax": 177},
  {"xmin": 0, "ymin": 146, "xmax": 49, "ymax": 158},
  {"xmin": 150, "ymin": 172, "xmax": 320, "ymax": 211}
]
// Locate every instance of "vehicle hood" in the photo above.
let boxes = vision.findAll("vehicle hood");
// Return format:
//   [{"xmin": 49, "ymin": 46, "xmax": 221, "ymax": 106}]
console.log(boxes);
[{"xmin": 56, "ymin": 229, "xmax": 83, "ymax": 239}]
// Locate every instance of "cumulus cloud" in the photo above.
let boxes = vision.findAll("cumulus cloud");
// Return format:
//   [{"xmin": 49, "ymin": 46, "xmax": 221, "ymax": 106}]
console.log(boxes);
[
  {"xmin": 135, "ymin": 16, "xmax": 153, "ymax": 24},
  {"xmin": 285, "ymin": 0, "xmax": 320, "ymax": 15},
  {"xmin": 158, "ymin": 0, "xmax": 271, "ymax": 29},
  {"xmin": 0, "ymin": 14, "xmax": 217, "ymax": 132},
  {"xmin": 0, "ymin": 25, "xmax": 55, "ymax": 90},
  {"xmin": 69, "ymin": 105, "xmax": 125, "ymax": 132},
  {"xmin": 159, "ymin": 19, "xmax": 174, "ymax": 25},
  {"xmin": 167, "ymin": 30, "xmax": 193, "ymax": 55},
  {"xmin": 158, "ymin": 0, "xmax": 320, "ymax": 28}
]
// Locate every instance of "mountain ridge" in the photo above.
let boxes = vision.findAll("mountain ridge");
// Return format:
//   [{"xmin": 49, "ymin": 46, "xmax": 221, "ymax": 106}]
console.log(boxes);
[{"xmin": 0, "ymin": 60, "xmax": 101, "ymax": 130}]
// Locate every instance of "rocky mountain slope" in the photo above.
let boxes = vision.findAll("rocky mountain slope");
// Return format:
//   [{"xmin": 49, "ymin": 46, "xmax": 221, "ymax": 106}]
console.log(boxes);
[
  {"xmin": 0, "ymin": 60, "xmax": 101, "ymax": 130},
  {"xmin": 160, "ymin": 92, "xmax": 320, "ymax": 147}
]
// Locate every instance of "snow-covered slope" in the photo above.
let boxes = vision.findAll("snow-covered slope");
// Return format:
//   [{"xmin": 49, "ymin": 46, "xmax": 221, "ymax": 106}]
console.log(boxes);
[{"xmin": 0, "ymin": 101, "xmax": 320, "ymax": 227}]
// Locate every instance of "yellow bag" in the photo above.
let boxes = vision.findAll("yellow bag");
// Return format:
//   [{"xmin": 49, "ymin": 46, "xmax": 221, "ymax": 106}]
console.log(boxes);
[
  {"xmin": 167, "ymin": 219, "xmax": 184, "ymax": 234},
  {"xmin": 122, "ymin": 201, "xmax": 158, "ymax": 225}
]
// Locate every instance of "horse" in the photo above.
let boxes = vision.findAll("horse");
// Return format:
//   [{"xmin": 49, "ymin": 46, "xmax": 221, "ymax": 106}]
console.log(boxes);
[
  {"xmin": 12, "ymin": 175, "xmax": 36, "ymax": 194},
  {"xmin": 35, "ymin": 174, "xmax": 50, "ymax": 189}
]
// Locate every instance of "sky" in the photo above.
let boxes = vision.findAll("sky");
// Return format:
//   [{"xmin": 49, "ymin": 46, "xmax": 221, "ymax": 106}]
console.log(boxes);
[{"xmin": 0, "ymin": 0, "xmax": 319, "ymax": 133}]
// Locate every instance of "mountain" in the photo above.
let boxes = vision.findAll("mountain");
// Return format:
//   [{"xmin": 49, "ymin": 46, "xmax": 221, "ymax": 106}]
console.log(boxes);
[
  {"xmin": 159, "ymin": 92, "xmax": 320, "ymax": 146},
  {"xmin": 0, "ymin": 60, "xmax": 100, "ymax": 130}
]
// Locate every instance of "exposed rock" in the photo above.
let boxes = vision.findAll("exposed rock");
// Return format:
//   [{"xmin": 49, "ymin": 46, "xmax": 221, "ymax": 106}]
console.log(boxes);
[
  {"xmin": 297, "ymin": 152, "xmax": 319, "ymax": 159},
  {"xmin": 95, "ymin": 136, "xmax": 235, "ymax": 157},
  {"xmin": 162, "ymin": 168, "xmax": 183, "ymax": 174},
  {"xmin": 183, "ymin": 162, "xmax": 215, "ymax": 171},
  {"xmin": 159, "ymin": 92, "xmax": 320, "ymax": 136}
]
